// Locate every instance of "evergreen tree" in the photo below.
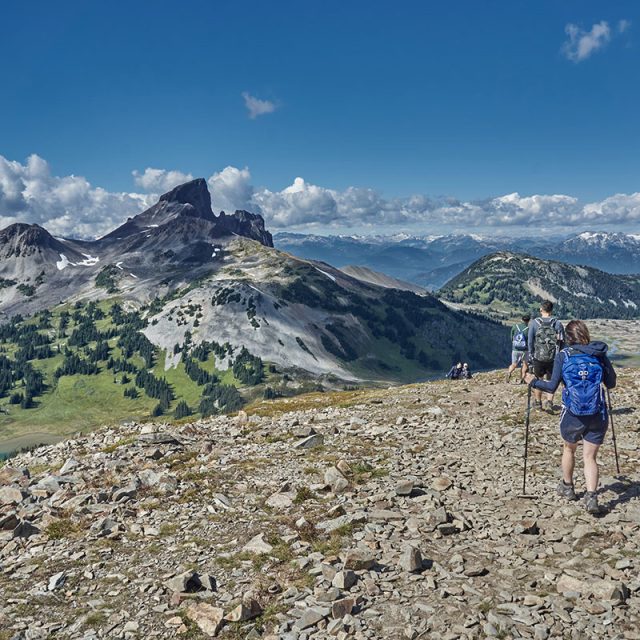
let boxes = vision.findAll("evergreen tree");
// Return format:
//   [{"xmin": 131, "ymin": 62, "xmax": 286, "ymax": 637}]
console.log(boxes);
[{"xmin": 174, "ymin": 400, "xmax": 192, "ymax": 419}]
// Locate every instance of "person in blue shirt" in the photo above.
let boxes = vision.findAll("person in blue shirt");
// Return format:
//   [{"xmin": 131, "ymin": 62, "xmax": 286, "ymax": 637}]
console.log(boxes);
[{"xmin": 526, "ymin": 319, "xmax": 616, "ymax": 514}]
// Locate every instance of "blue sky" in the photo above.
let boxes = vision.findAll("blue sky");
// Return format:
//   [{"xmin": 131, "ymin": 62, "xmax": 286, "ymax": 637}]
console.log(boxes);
[{"xmin": 0, "ymin": 1, "xmax": 639, "ymax": 236}]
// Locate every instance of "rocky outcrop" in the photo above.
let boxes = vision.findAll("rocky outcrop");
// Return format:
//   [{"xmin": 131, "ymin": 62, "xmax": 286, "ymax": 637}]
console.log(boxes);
[
  {"xmin": 217, "ymin": 209, "xmax": 274, "ymax": 248},
  {"xmin": 158, "ymin": 178, "xmax": 215, "ymax": 220},
  {"xmin": 1, "ymin": 369, "xmax": 638, "ymax": 638}
]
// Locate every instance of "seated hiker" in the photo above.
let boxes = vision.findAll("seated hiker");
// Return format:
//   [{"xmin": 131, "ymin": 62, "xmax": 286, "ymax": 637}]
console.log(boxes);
[
  {"xmin": 507, "ymin": 314, "xmax": 530, "ymax": 384},
  {"xmin": 461, "ymin": 363, "xmax": 472, "ymax": 379},
  {"xmin": 525, "ymin": 320, "xmax": 616, "ymax": 514},
  {"xmin": 446, "ymin": 362, "xmax": 463, "ymax": 380}
]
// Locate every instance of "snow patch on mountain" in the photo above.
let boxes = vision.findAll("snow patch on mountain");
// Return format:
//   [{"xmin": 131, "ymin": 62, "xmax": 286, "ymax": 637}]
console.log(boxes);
[
  {"xmin": 56, "ymin": 254, "xmax": 74, "ymax": 270},
  {"xmin": 315, "ymin": 267, "xmax": 336, "ymax": 282}
]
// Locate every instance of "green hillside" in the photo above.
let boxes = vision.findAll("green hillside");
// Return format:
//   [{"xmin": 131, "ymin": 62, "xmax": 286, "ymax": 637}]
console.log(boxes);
[
  {"xmin": 439, "ymin": 251, "xmax": 640, "ymax": 320},
  {"xmin": 0, "ymin": 300, "xmax": 286, "ymax": 448}
]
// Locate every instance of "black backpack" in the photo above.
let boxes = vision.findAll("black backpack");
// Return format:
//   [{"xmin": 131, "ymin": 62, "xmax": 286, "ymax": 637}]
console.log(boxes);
[{"xmin": 534, "ymin": 318, "xmax": 558, "ymax": 363}]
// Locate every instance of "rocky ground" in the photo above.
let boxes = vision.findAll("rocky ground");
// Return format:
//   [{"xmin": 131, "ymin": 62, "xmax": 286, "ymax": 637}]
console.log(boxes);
[{"xmin": 1, "ymin": 369, "xmax": 639, "ymax": 639}]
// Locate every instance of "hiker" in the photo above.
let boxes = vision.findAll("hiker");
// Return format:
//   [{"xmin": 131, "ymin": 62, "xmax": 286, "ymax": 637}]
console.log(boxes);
[
  {"xmin": 506, "ymin": 314, "xmax": 530, "ymax": 384},
  {"xmin": 446, "ymin": 362, "xmax": 463, "ymax": 380},
  {"xmin": 461, "ymin": 363, "xmax": 472, "ymax": 379},
  {"xmin": 528, "ymin": 301, "xmax": 564, "ymax": 411},
  {"xmin": 526, "ymin": 320, "xmax": 616, "ymax": 514}
]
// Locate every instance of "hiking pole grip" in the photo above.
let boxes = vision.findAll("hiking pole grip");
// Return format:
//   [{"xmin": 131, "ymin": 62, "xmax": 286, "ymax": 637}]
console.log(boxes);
[
  {"xmin": 606, "ymin": 388, "xmax": 621, "ymax": 475},
  {"xmin": 522, "ymin": 383, "xmax": 532, "ymax": 494}
]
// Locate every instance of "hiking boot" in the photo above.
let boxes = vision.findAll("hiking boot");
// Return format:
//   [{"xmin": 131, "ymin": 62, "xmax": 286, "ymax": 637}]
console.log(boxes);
[
  {"xmin": 557, "ymin": 481, "xmax": 577, "ymax": 501},
  {"xmin": 544, "ymin": 400, "xmax": 554, "ymax": 413},
  {"xmin": 584, "ymin": 492, "xmax": 599, "ymax": 514},
  {"xmin": 533, "ymin": 400, "xmax": 543, "ymax": 411}
]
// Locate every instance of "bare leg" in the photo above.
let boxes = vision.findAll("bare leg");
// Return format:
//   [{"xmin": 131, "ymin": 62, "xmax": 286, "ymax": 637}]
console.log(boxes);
[
  {"xmin": 562, "ymin": 441, "xmax": 577, "ymax": 484},
  {"xmin": 583, "ymin": 441, "xmax": 600, "ymax": 493}
]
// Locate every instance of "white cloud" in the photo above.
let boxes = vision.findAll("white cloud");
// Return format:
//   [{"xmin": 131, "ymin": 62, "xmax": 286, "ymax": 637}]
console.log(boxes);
[
  {"xmin": 581, "ymin": 193, "xmax": 640, "ymax": 224},
  {"xmin": 0, "ymin": 154, "xmax": 150, "ymax": 239},
  {"xmin": 132, "ymin": 167, "xmax": 193, "ymax": 192},
  {"xmin": 208, "ymin": 166, "xmax": 254, "ymax": 213},
  {"xmin": 242, "ymin": 92, "xmax": 277, "ymax": 119},
  {"xmin": 2, "ymin": 154, "xmax": 640, "ymax": 238},
  {"xmin": 562, "ymin": 21, "xmax": 611, "ymax": 62},
  {"xmin": 618, "ymin": 19, "xmax": 631, "ymax": 34}
]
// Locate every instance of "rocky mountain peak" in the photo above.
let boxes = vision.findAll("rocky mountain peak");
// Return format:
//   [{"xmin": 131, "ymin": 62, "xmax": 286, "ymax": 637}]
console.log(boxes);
[
  {"xmin": 0, "ymin": 223, "xmax": 60, "ymax": 258},
  {"xmin": 158, "ymin": 178, "xmax": 214, "ymax": 220},
  {"xmin": 217, "ymin": 210, "xmax": 274, "ymax": 248}
]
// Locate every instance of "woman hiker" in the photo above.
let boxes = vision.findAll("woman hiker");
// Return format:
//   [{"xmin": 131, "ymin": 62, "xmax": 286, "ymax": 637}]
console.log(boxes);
[{"xmin": 525, "ymin": 320, "xmax": 616, "ymax": 514}]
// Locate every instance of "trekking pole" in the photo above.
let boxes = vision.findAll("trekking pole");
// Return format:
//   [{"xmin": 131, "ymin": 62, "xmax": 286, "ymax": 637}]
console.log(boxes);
[
  {"xmin": 606, "ymin": 388, "xmax": 621, "ymax": 475},
  {"xmin": 520, "ymin": 382, "xmax": 534, "ymax": 497}
]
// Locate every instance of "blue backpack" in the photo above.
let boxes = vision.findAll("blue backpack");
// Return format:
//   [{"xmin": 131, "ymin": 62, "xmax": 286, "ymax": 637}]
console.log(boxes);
[
  {"xmin": 561, "ymin": 348, "xmax": 604, "ymax": 416},
  {"xmin": 512, "ymin": 324, "xmax": 527, "ymax": 351}
]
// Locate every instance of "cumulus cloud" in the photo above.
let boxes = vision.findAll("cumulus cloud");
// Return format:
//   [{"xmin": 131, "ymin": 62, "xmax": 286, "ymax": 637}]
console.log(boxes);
[
  {"xmin": 132, "ymin": 167, "xmax": 193, "ymax": 192},
  {"xmin": 242, "ymin": 92, "xmax": 277, "ymax": 119},
  {"xmin": 0, "ymin": 154, "xmax": 150, "ymax": 238},
  {"xmin": 2, "ymin": 153, "xmax": 640, "ymax": 237},
  {"xmin": 208, "ymin": 166, "xmax": 254, "ymax": 213},
  {"xmin": 581, "ymin": 193, "xmax": 640, "ymax": 224},
  {"xmin": 562, "ymin": 21, "xmax": 611, "ymax": 62}
]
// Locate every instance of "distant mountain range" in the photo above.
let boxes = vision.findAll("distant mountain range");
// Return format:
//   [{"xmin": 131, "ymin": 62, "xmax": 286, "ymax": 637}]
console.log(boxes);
[
  {"xmin": 439, "ymin": 251, "xmax": 640, "ymax": 320},
  {"xmin": 275, "ymin": 231, "xmax": 640, "ymax": 289}
]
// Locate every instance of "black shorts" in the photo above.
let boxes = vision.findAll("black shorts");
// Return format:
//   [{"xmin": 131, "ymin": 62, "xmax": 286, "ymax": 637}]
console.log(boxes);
[{"xmin": 532, "ymin": 359, "xmax": 553, "ymax": 379}]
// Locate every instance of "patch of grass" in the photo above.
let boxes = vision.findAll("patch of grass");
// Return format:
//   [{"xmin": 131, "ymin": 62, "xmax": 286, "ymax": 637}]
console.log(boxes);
[
  {"xmin": 177, "ymin": 610, "xmax": 205, "ymax": 639},
  {"xmin": 165, "ymin": 450, "xmax": 199, "ymax": 470},
  {"xmin": 216, "ymin": 551, "xmax": 254, "ymax": 570},
  {"xmin": 478, "ymin": 599, "xmax": 494, "ymax": 614},
  {"xmin": 244, "ymin": 388, "xmax": 375, "ymax": 418},
  {"xmin": 0, "ymin": 370, "xmax": 157, "ymax": 441},
  {"xmin": 266, "ymin": 536, "xmax": 294, "ymax": 564},
  {"xmin": 293, "ymin": 486, "xmax": 317, "ymax": 504},
  {"xmin": 101, "ymin": 436, "xmax": 135, "ymax": 453},
  {"xmin": 84, "ymin": 611, "xmax": 107, "ymax": 628},
  {"xmin": 177, "ymin": 488, "xmax": 200, "ymax": 504},
  {"xmin": 159, "ymin": 523, "xmax": 179, "ymax": 536},
  {"xmin": 264, "ymin": 432, "xmax": 291, "ymax": 443},
  {"xmin": 351, "ymin": 461, "xmax": 388, "ymax": 483},
  {"xmin": 45, "ymin": 518, "xmax": 80, "ymax": 540}
]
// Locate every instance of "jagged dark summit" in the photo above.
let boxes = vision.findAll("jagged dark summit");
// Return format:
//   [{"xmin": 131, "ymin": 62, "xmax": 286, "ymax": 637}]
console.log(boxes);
[{"xmin": 99, "ymin": 178, "xmax": 273, "ymax": 247}]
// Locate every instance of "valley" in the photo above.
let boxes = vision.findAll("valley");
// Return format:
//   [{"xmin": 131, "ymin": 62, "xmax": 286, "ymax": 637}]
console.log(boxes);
[{"xmin": 0, "ymin": 180, "xmax": 511, "ymax": 456}]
